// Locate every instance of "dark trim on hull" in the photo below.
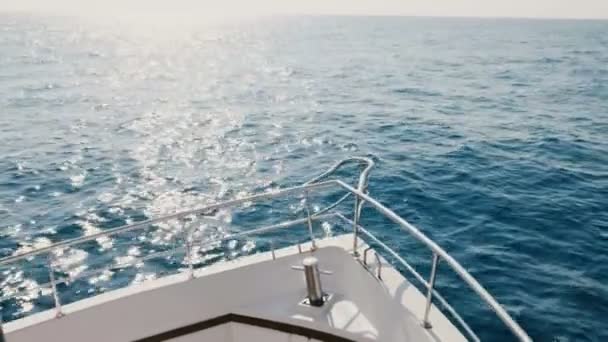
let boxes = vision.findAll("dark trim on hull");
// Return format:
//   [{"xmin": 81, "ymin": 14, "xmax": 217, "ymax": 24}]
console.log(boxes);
[{"xmin": 134, "ymin": 313, "xmax": 355, "ymax": 342}]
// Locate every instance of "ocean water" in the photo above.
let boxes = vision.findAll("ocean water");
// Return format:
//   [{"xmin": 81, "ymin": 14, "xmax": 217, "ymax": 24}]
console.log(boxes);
[{"xmin": 1, "ymin": 14, "xmax": 607, "ymax": 341}]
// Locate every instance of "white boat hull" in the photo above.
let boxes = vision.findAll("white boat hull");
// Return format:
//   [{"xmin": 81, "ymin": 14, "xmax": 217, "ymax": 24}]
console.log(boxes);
[{"xmin": 5, "ymin": 234, "xmax": 466, "ymax": 342}]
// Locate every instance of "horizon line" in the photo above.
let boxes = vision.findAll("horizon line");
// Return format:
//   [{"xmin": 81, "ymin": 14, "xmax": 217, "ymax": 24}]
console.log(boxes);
[{"xmin": 1, "ymin": 9, "xmax": 607, "ymax": 21}]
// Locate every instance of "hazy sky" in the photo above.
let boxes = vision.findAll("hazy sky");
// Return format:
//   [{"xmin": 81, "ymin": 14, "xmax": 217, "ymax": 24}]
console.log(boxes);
[{"xmin": 1, "ymin": 0, "xmax": 608, "ymax": 19}]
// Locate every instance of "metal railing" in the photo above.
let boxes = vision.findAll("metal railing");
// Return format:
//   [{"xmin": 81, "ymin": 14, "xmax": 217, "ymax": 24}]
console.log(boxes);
[
  {"xmin": 0, "ymin": 158, "xmax": 530, "ymax": 342},
  {"xmin": 332, "ymin": 180, "xmax": 532, "ymax": 342}
]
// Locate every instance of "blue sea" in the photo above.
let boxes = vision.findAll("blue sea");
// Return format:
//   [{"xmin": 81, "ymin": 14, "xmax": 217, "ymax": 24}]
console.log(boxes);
[{"xmin": 1, "ymin": 14, "xmax": 607, "ymax": 341}]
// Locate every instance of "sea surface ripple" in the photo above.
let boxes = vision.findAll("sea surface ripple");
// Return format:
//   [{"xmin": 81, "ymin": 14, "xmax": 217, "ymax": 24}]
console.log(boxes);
[{"xmin": 0, "ymin": 14, "xmax": 607, "ymax": 341}]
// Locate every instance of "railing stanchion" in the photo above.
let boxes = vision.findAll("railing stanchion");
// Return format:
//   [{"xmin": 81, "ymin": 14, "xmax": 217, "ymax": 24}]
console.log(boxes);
[
  {"xmin": 352, "ymin": 195, "xmax": 360, "ymax": 257},
  {"xmin": 423, "ymin": 253, "xmax": 440, "ymax": 329},
  {"xmin": 186, "ymin": 239, "xmax": 194, "ymax": 279},
  {"xmin": 271, "ymin": 240, "xmax": 276, "ymax": 260},
  {"xmin": 182, "ymin": 220, "xmax": 195, "ymax": 279},
  {"xmin": 47, "ymin": 252, "xmax": 63, "ymax": 318},
  {"xmin": 304, "ymin": 192, "xmax": 317, "ymax": 251}
]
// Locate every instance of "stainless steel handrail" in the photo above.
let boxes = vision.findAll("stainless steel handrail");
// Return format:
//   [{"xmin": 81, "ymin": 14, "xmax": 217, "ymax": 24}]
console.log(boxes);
[
  {"xmin": 348, "ymin": 219, "xmax": 480, "ymax": 342},
  {"xmin": 305, "ymin": 157, "xmax": 374, "ymax": 219},
  {"xmin": 332, "ymin": 180, "xmax": 532, "ymax": 342},
  {"xmin": 0, "ymin": 158, "xmax": 375, "ymax": 266},
  {"xmin": 0, "ymin": 181, "xmax": 336, "ymax": 266},
  {"xmin": 0, "ymin": 213, "xmax": 339, "ymax": 305},
  {"xmin": 0, "ymin": 158, "xmax": 530, "ymax": 342},
  {"xmin": 305, "ymin": 157, "xmax": 374, "ymax": 190}
]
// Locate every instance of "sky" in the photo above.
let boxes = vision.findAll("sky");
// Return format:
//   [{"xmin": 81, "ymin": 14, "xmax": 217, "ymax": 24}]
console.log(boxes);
[{"xmin": 1, "ymin": 0, "xmax": 608, "ymax": 19}]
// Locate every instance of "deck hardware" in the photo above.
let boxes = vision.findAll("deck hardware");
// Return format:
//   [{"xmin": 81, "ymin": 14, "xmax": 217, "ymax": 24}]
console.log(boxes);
[
  {"xmin": 362, "ymin": 247, "xmax": 382, "ymax": 280},
  {"xmin": 374, "ymin": 252, "xmax": 382, "ymax": 280},
  {"xmin": 291, "ymin": 257, "xmax": 332, "ymax": 307},
  {"xmin": 291, "ymin": 266, "xmax": 333, "ymax": 275},
  {"xmin": 423, "ymin": 253, "xmax": 440, "ymax": 329},
  {"xmin": 363, "ymin": 246, "xmax": 373, "ymax": 265},
  {"xmin": 297, "ymin": 243, "xmax": 302, "ymax": 254},
  {"xmin": 47, "ymin": 253, "xmax": 64, "ymax": 318},
  {"xmin": 303, "ymin": 257, "xmax": 323, "ymax": 306}
]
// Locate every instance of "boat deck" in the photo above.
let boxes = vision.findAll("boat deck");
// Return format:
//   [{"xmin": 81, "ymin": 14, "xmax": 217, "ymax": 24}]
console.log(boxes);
[{"xmin": 4, "ymin": 234, "xmax": 466, "ymax": 342}]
